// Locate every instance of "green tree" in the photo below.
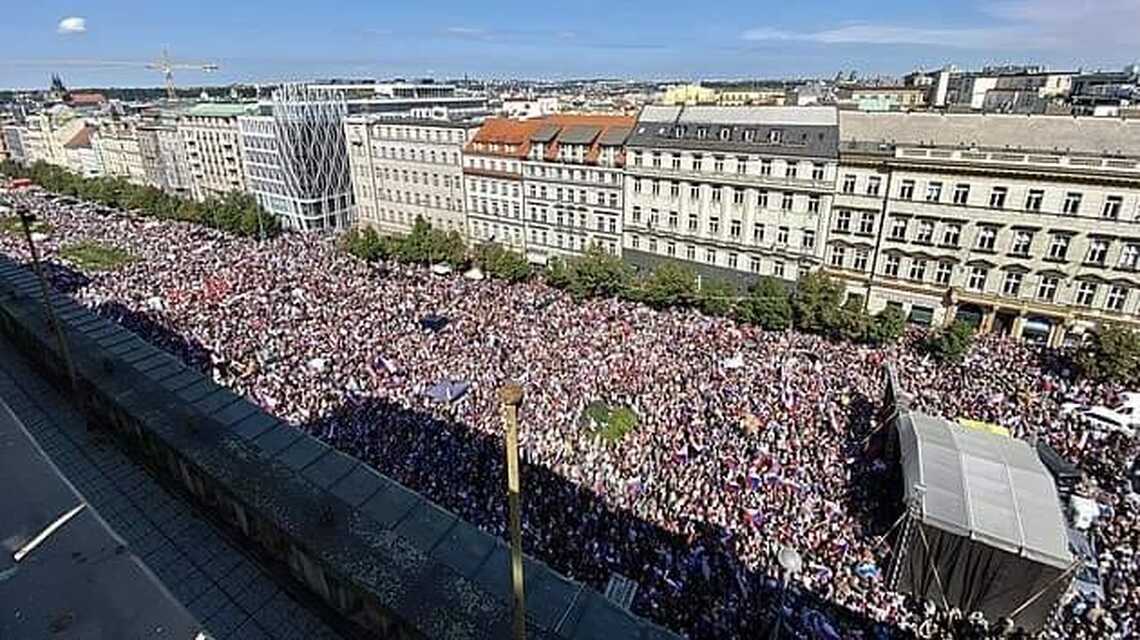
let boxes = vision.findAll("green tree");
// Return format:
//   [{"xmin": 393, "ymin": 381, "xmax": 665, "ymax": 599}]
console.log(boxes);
[
  {"xmin": 792, "ymin": 271, "xmax": 844, "ymax": 333},
  {"xmin": 636, "ymin": 261, "xmax": 697, "ymax": 309},
  {"xmin": 475, "ymin": 242, "xmax": 532, "ymax": 282},
  {"xmin": 825, "ymin": 297, "xmax": 871, "ymax": 342},
  {"xmin": 867, "ymin": 305, "xmax": 907, "ymax": 344},
  {"xmin": 1078, "ymin": 323, "xmax": 1140, "ymax": 384},
  {"xmin": 924, "ymin": 320, "xmax": 976, "ymax": 362},
  {"xmin": 554, "ymin": 244, "xmax": 631, "ymax": 300},
  {"xmin": 697, "ymin": 278, "xmax": 737, "ymax": 317},
  {"xmin": 735, "ymin": 276, "xmax": 792, "ymax": 330}
]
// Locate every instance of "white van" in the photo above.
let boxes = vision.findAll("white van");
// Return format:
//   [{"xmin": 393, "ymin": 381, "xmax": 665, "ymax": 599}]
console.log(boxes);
[{"xmin": 1081, "ymin": 395, "xmax": 1140, "ymax": 437}]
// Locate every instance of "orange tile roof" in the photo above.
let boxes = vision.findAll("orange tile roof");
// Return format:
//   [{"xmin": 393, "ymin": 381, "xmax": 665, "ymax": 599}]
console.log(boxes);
[
  {"xmin": 67, "ymin": 92, "xmax": 107, "ymax": 106},
  {"xmin": 63, "ymin": 126, "xmax": 94, "ymax": 149},
  {"xmin": 467, "ymin": 114, "xmax": 636, "ymax": 161}
]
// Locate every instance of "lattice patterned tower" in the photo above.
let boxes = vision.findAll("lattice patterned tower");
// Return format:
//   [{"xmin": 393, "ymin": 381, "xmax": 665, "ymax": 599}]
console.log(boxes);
[{"xmin": 239, "ymin": 83, "xmax": 355, "ymax": 231}]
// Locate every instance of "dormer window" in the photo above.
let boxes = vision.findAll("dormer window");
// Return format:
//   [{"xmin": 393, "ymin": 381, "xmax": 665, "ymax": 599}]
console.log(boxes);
[
  {"xmin": 696, "ymin": 127, "xmax": 708, "ymax": 140},
  {"xmin": 674, "ymin": 126, "xmax": 686, "ymax": 138},
  {"xmin": 719, "ymin": 128, "xmax": 731, "ymax": 141},
  {"xmin": 768, "ymin": 129, "xmax": 783, "ymax": 144},
  {"xmin": 743, "ymin": 129, "xmax": 756, "ymax": 142}
]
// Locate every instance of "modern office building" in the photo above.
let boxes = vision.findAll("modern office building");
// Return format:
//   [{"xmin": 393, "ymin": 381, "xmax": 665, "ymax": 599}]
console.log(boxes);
[
  {"xmin": 622, "ymin": 105, "xmax": 840, "ymax": 286},
  {"xmin": 518, "ymin": 115, "xmax": 633, "ymax": 262},
  {"xmin": 345, "ymin": 115, "xmax": 479, "ymax": 236},
  {"xmin": 832, "ymin": 111, "xmax": 1140, "ymax": 346},
  {"xmin": 239, "ymin": 84, "xmax": 354, "ymax": 231},
  {"xmin": 308, "ymin": 80, "xmax": 488, "ymax": 120},
  {"xmin": 179, "ymin": 103, "xmax": 255, "ymax": 201}
]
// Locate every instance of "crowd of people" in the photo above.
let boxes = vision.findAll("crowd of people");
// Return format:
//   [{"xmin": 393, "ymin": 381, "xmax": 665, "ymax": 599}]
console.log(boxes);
[{"xmin": 1, "ymin": 191, "xmax": 1137, "ymax": 639}]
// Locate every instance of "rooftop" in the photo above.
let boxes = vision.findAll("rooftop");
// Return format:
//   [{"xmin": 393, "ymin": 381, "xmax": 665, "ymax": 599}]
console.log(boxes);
[{"xmin": 184, "ymin": 103, "xmax": 257, "ymax": 118}]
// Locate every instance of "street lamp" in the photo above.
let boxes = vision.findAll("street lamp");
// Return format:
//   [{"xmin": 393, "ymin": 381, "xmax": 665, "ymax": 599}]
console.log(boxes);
[
  {"xmin": 770, "ymin": 545, "xmax": 803, "ymax": 640},
  {"xmin": 14, "ymin": 204, "xmax": 77, "ymax": 391},
  {"xmin": 498, "ymin": 382, "xmax": 526, "ymax": 640}
]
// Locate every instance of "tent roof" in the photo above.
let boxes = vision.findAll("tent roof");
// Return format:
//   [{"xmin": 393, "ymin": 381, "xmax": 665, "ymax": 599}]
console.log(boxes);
[{"xmin": 897, "ymin": 410, "xmax": 1072, "ymax": 569}]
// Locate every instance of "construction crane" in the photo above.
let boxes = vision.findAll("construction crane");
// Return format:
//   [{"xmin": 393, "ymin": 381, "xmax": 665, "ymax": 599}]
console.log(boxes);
[{"xmin": 147, "ymin": 49, "xmax": 219, "ymax": 100}]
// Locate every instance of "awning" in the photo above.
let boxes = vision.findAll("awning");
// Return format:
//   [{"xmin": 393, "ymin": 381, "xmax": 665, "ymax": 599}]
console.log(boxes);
[{"xmin": 908, "ymin": 305, "xmax": 934, "ymax": 325}]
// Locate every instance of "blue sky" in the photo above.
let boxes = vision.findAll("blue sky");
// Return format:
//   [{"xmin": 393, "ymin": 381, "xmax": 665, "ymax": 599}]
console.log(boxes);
[{"xmin": 2, "ymin": 1, "xmax": 1138, "ymax": 89}]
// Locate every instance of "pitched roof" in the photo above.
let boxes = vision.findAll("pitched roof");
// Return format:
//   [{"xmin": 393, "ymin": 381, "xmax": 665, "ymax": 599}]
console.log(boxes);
[
  {"xmin": 63, "ymin": 126, "xmax": 94, "ymax": 150},
  {"xmin": 184, "ymin": 103, "xmax": 256, "ymax": 119},
  {"xmin": 67, "ymin": 92, "xmax": 106, "ymax": 106}
]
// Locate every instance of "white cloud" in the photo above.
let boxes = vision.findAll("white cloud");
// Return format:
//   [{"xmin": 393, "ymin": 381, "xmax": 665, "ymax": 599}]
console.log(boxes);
[
  {"xmin": 57, "ymin": 16, "xmax": 87, "ymax": 35},
  {"xmin": 742, "ymin": 0, "xmax": 1140, "ymax": 53}
]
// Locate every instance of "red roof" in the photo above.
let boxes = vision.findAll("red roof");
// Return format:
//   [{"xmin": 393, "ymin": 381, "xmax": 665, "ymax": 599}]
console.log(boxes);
[
  {"xmin": 67, "ymin": 92, "xmax": 107, "ymax": 106},
  {"xmin": 63, "ymin": 126, "xmax": 94, "ymax": 150},
  {"xmin": 467, "ymin": 114, "xmax": 635, "ymax": 165}
]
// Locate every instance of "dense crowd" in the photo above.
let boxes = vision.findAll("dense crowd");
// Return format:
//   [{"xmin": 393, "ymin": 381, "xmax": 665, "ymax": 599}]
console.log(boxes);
[{"xmin": 2, "ymin": 191, "xmax": 1137, "ymax": 639}]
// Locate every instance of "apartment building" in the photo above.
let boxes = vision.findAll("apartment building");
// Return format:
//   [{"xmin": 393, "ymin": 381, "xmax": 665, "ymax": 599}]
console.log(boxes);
[
  {"xmin": 94, "ymin": 117, "xmax": 146, "ymax": 184},
  {"xmin": 623, "ymin": 105, "xmax": 839, "ymax": 285},
  {"xmin": 345, "ymin": 116, "xmax": 478, "ymax": 237},
  {"xmin": 137, "ymin": 107, "xmax": 192, "ymax": 197},
  {"xmin": 61, "ymin": 126, "xmax": 103, "ymax": 178},
  {"xmin": 462, "ymin": 118, "xmax": 544, "ymax": 253},
  {"xmin": 179, "ymin": 103, "xmax": 254, "ymax": 201},
  {"xmin": 832, "ymin": 111, "xmax": 1140, "ymax": 346},
  {"xmin": 518, "ymin": 115, "xmax": 633, "ymax": 262},
  {"xmin": 2, "ymin": 125, "xmax": 25, "ymax": 165}
]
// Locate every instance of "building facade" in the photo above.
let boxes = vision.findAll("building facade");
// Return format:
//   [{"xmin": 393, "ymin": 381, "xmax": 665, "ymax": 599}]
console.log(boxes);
[
  {"xmin": 831, "ymin": 111, "xmax": 1140, "ymax": 346},
  {"xmin": 239, "ymin": 84, "xmax": 354, "ymax": 231},
  {"xmin": 179, "ymin": 103, "xmax": 254, "ymax": 201},
  {"xmin": 622, "ymin": 105, "xmax": 839, "ymax": 286},
  {"xmin": 346, "ymin": 116, "xmax": 477, "ymax": 237},
  {"xmin": 2, "ymin": 125, "xmax": 25, "ymax": 165},
  {"xmin": 518, "ymin": 115, "xmax": 632, "ymax": 262},
  {"xmin": 94, "ymin": 117, "xmax": 146, "ymax": 184},
  {"xmin": 137, "ymin": 107, "xmax": 193, "ymax": 197},
  {"xmin": 462, "ymin": 118, "xmax": 543, "ymax": 254}
]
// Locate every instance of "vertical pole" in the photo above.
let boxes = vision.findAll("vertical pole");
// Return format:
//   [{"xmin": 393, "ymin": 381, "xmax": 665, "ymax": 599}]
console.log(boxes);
[
  {"xmin": 18, "ymin": 206, "xmax": 77, "ymax": 390},
  {"xmin": 498, "ymin": 382, "xmax": 526, "ymax": 640}
]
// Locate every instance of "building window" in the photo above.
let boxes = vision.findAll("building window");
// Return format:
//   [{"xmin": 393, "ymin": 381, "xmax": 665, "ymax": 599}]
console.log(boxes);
[
  {"xmin": 633, "ymin": 180, "xmax": 641, "ymax": 194},
  {"xmin": 968, "ymin": 266, "xmax": 988, "ymax": 292},
  {"xmin": 757, "ymin": 190, "xmax": 769, "ymax": 208},
  {"xmin": 867, "ymin": 176, "xmax": 882, "ymax": 196},
  {"xmin": 631, "ymin": 235, "xmax": 640, "ymax": 249},
  {"xmin": 688, "ymin": 213, "xmax": 698, "ymax": 231},
  {"xmin": 884, "ymin": 254, "xmax": 901, "ymax": 278},
  {"xmin": 714, "ymin": 156, "xmax": 725, "ymax": 172},
  {"xmin": 690, "ymin": 185, "xmax": 701, "ymax": 200},
  {"xmin": 1025, "ymin": 189, "xmax": 1044, "ymax": 212},
  {"xmin": 667, "ymin": 242, "xmax": 676, "ymax": 257},
  {"xmin": 942, "ymin": 223, "xmax": 961, "ymax": 247},
  {"xmin": 889, "ymin": 217, "xmax": 908, "ymax": 241},
  {"xmin": 909, "ymin": 259, "xmax": 927, "ymax": 282},
  {"xmin": 769, "ymin": 129, "xmax": 783, "ymax": 144},
  {"xmin": 859, "ymin": 212, "xmax": 875, "ymax": 235},
  {"xmin": 712, "ymin": 187, "xmax": 722, "ymax": 203},
  {"xmin": 1106, "ymin": 286, "xmax": 1128, "ymax": 312},
  {"xmin": 733, "ymin": 188, "xmax": 744, "ymax": 205},
  {"xmin": 989, "ymin": 186, "xmax": 1008, "ymax": 209},
  {"xmin": 670, "ymin": 182, "xmax": 680, "ymax": 198},
  {"xmin": 730, "ymin": 219, "xmax": 742, "ymax": 239},
  {"xmin": 899, "ymin": 180, "xmax": 915, "ymax": 200},
  {"xmin": 668, "ymin": 211, "xmax": 679, "ymax": 228},
  {"xmin": 777, "ymin": 226, "xmax": 789, "ymax": 244},
  {"xmin": 1103, "ymin": 196, "xmax": 1123, "ymax": 220},
  {"xmin": 692, "ymin": 154, "xmax": 703, "ymax": 171},
  {"xmin": 773, "ymin": 261, "xmax": 785, "ymax": 278},
  {"xmin": 935, "ymin": 262, "xmax": 953, "ymax": 285},
  {"xmin": 781, "ymin": 193, "xmax": 794, "ymax": 211},
  {"xmin": 976, "ymin": 226, "xmax": 997, "ymax": 252},
  {"xmin": 1002, "ymin": 272, "xmax": 1023, "ymax": 297},
  {"xmin": 1063, "ymin": 192, "xmax": 1083, "ymax": 215},
  {"xmin": 1087, "ymin": 239, "xmax": 1109, "ymax": 265},
  {"xmin": 648, "ymin": 238, "xmax": 657, "ymax": 253},
  {"xmin": 916, "ymin": 220, "xmax": 934, "ymax": 244},
  {"xmin": 632, "ymin": 206, "xmax": 642, "ymax": 223},
  {"xmin": 671, "ymin": 154, "xmax": 681, "ymax": 170},
  {"xmin": 803, "ymin": 230, "xmax": 816, "ymax": 250},
  {"xmin": 830, "ymin": 246, "xmax": 846, "ymax": 267},
  {"xmin": 853, "ymin": 250, "xmax": 868, "ymax": 271},
  {"xmin": 786, "ymin": 163, "xmax": 798, "ymax": 179},
  {"xmin": 952, "ymin": 184, "xmax": 970, "ymax": 205},
  {"xmin": 1076, "ymin": 281, "xmax": 1098, "ymax": 306},
  {"xmin": 706, "ymin": 248, "xmax": 716, "ymax": 264},
  {"xmin": 808, "ymin": 195, "xmax": 821, "ymax": 214},
  {"xmin": 753, "ymin": 224, "xmax": 765, "ymax": 243},
  {"xmin": 812, "ymin": 163, "xmax": 825, "ymax": 181},
  {"xmin": 925, "ymin": 182, "xmax": 943, "ymax": 203},
  {"xmin": 842, "ymin": 175, "xmax": 856, "ymax": 194},
  {"xmin": 760, "ymin": 159, "xmax": 772, "ymax": 176},
  {"xmin": 1048, "ymin": 234, "xmax": 1070, "ymax": 261},
  {"xmin": 651, "ymin": 181, "xmax": 661, "ymax": 196},
  {"xmin": 728, "ymin": 253, "xmax": 738, "ymax": 269},
  {"xmin": 835, "ymin": 210, "xmax": 851, "ymax": 232},
  {"xmin": 686, "ymin": 245, "xmax": 696, "ymax": 261},
  {"xmin": 750, "ymin": 256, "xmax": 762, "ymax": 273},
  {"xmin": 709, "ymin": 216, "xmax": 720, "ymax": 235},
  {"xmin": 1037, "ymin": 276, "xmax": 1059, "ymax": 302}
]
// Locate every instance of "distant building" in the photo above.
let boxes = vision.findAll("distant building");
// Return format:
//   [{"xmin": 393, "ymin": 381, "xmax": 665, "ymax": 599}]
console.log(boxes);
[
  {"xmin": 461, "ymin": 117, "xmax": 544, "ymax": 254},
  {"xmin": 239, "ymin": 84, "xmax": 354, "ymax": 231},
  {"xmin": 137, "ymin": 107, "xmax": 193, "ymax": 197},
  {"xmin": 502, "ymin": 96, "xmax": 559, "ymax": 119},
  {"xmin": 2, "ymin": 126, "xmax": 24, "ymax": 165},
  {"xmin": 518, "ymin": 115, "xmax": 633, "ymax": 263},
  {"xmin": 660, "ymin": 84, "xmax": 718, "ymax": 106},
  {"xmin": 623, "ymin": 106, "xmax": 839, "ymax": 286},
  {"xmin": 345, "ymin": 115, "xmax": 479, "ymax": 237},
  {"xmin": 716, "ymin": 89, "xmax": 786, "ymax": 107},
  {"xmin": 833, "ymin": 111, "xmax": 1140, "ymax": 345},
  {"xmin": 179, "ymin": 103, "xmax": 255, "ymax": 201},
  {"xmin": 61, "ymin": 126, "xmax": 103, "ymax": 178},
  {"xmin": 94, "ymin": 117, "xmax": 146, "ymax": 184},
  {"xmin": 838, "ymin": 86, "xmax": 928, "ymax": 112},
  {"xmin": 307, "ymin": 80, "xmax": 488, "ymax": 120},
  {"xmin": 1071, "ymin": 65, "xmax": 1140, "ymax": 116}
]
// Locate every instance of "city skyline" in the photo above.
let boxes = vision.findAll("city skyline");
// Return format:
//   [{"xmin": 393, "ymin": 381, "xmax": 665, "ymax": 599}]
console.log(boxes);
[{"xmin": 3, "ymin": 0, "xmax": 1140, "ymax": 89}]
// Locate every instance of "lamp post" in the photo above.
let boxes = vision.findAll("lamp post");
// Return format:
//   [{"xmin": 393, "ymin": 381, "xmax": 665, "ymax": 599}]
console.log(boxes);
[
  {"xmin": 15, "ymin": 204, "xmax": 77, "ymax": 391},
  {"xmin": 770, "ymin": 545, "xmax": 803, "ymax": 640},
  {"xmin": 498, "ymin": 382, "xmax": 526, "ymax": 640}
]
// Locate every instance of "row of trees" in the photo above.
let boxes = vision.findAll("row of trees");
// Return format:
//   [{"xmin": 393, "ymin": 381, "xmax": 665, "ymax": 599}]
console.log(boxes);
[
  {"xmin": 1, "ymin": 160, "xmax": 279, "ymax": 239},
  {"xmin": 342, "ymin": 221, "xmax": 912, "ymax": 346}
]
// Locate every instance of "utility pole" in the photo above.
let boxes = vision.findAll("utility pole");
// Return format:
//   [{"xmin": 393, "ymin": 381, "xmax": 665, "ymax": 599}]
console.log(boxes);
[
  {"xmin": 17, "ymin": 205, "xmax": 77, "ymax": 390},
  {"xmin": 498, "ymin": 382, "xmax": 526, "ymax": 640}
]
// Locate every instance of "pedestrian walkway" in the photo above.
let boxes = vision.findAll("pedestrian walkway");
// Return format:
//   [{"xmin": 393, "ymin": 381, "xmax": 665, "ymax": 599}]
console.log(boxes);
[{"xmin": 0, "ymin": 336, "xmax": 344, "ymax": 640}]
